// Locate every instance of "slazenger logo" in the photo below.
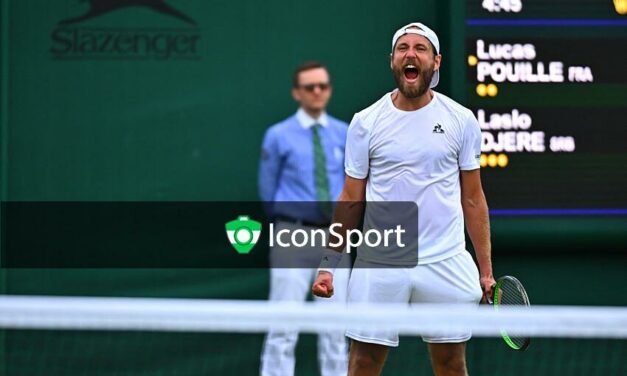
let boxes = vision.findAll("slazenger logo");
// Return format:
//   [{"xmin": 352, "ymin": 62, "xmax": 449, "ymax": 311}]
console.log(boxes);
[{"xmin": 50, "ymin": 0, "xmax": 201, "ymax": 60}]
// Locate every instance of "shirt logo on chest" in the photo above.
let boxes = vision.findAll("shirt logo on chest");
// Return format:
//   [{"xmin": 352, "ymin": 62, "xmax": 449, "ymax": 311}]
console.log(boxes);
[{"xmin": 432, "ymin": 123, "xmax": 445, "ymax": 134}]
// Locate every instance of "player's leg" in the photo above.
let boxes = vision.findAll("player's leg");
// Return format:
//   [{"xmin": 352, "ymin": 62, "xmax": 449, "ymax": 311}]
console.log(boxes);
[
  {"xmin": 315, "ymin": 266, "xmax": 350, "ymax": 376},
  {"xmin": 348, "ymin": 340, "xmax": 389, "ymax": 376},
  {"xmin": 427, "ymin": 342, "xmax": 468, "ymax": 376},
  {"xmin": 345, "ymin": 261, "xmax": 412, "ymax": 374},
  {"xmin": 410, "ymin": 251, "xmax": 482, "ymax": 376},
  {"xmin": 260, "ymin": 267, "xmax": 315, "ymax": 376}
]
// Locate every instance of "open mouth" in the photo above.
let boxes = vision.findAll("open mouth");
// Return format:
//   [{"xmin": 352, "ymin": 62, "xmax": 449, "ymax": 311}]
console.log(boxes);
[{"xmin": 404, "ymin": 65, "xmax": 419, "ymax": 80}]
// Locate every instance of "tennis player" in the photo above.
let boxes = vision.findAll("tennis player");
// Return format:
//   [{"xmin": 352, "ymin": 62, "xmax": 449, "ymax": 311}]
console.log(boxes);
[{"xmin": 312, "ymin": 22, "xmax": 496, "ymax": 376}]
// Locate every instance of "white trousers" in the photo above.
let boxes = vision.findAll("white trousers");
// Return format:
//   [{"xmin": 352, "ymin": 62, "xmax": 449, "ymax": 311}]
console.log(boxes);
[{"xmin": 260, "ymin": 222, "xmax": 350, "ymax": 376}]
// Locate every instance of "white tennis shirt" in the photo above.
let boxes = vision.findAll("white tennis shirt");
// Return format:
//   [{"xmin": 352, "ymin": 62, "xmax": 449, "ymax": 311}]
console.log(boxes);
[{"xmin": 345, "ymin": 90, "xmax": 482, "ymax": 264}]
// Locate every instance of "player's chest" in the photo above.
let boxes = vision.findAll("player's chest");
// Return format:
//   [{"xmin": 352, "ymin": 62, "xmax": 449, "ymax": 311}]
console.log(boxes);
[{"xmin": 370, "ymin": 119, "xmax": 459, "ymax": 167}]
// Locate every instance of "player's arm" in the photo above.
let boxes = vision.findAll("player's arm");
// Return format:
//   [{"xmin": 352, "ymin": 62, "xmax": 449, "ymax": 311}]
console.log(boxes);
[
  {"xmin": 313, "ymin": 112, "xmax": 369, "ymax": 298},
  {"xmin": 312, "ymin": 176, "xmax": 367, "ymax": 298},
  {"xmin": 330, "ymin": 176, "xmax": 367, "ymax": 249},
  {"xmin": 460, "ymin": 169, "xmax": 495, "ymax": 303}
]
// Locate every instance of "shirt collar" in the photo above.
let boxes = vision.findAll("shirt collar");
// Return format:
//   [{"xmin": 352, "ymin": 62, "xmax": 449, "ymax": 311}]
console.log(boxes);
[{"xmin": 296, "ymin": 108, "xmax": 329, "ymax": 129}]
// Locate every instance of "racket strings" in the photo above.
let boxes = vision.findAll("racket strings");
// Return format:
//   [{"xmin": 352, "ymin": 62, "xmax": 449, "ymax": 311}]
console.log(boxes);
[{"xmin": 498, "ymin": 279, "xmax": 530, "ymax": 348}]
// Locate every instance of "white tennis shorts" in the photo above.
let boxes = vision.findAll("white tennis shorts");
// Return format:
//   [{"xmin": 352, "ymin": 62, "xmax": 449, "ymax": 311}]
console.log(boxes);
[{"xmin": 345, "ymin": 251, "xmax": 482, "ymax": 346}]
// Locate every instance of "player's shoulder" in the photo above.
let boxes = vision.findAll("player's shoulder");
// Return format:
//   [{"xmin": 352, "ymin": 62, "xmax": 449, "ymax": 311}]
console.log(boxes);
[
  {"xmin": 433, "ymin": 92, "xmax": 478, "ymax": 133},
  {"xmin": 433, "ymin": 91, "xmax": 474, "ymax": 120},
  {"xmin": 351, "ymin": 91, "xmax": 393, "ymax": 131}
]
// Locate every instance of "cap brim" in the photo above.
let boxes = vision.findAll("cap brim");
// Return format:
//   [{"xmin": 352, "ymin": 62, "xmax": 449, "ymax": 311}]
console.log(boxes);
[{"xmin": 430, "ymin": 70, "xmax": 439, "ymax": 88}]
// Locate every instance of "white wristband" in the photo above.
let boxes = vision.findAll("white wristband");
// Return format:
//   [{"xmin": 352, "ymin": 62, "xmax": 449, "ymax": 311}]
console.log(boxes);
[{"xmin": 317, "ymin": 249, "xmax": 343, "ymax": 275}]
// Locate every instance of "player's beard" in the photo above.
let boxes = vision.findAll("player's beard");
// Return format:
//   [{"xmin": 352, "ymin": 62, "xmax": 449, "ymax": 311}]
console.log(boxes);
[{"xmin": 392, "ymin": 60, "xmax": 435, "ymax": 99}]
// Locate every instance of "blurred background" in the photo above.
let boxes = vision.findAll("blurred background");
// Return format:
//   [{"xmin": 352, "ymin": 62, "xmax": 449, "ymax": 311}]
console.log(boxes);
[{"xmin": 0, "ymin": 0, "xmax": 625, "ymax": 374}]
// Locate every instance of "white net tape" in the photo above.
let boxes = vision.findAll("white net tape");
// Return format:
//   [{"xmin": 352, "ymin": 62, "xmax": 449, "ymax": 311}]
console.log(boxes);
[{"xmin": 1, "ymin": 295, "xmax": 626, "ymax": 338}]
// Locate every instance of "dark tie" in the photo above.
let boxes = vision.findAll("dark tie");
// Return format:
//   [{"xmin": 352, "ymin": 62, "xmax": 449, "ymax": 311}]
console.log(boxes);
[{"xmin": 312, "ymin": 124, "xmax": 333, "ymax": 219}]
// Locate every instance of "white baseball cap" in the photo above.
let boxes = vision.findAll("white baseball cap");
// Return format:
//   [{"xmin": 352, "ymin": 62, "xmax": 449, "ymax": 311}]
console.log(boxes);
[{"xmin": 391, "ymin": 22, "xmax": 440, "ymax": 88}]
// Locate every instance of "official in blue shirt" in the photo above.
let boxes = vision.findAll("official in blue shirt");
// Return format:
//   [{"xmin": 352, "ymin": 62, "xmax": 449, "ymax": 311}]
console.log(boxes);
[
  {"xmin": 259, "ymin": 64, "xmax": 348, "ymax": 224},
  {"xmin": 258, "ymin": 62, "xmax": 349, "ymax": 376}
]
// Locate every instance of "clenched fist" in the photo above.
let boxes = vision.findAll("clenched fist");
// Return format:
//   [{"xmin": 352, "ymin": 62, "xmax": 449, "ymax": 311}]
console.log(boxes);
[{"xmin": 312, "ymin": 271, "xmax": 334, "ymax": 298}]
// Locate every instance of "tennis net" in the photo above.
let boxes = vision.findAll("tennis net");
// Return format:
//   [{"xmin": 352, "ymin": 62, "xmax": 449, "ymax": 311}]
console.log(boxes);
[{"xmin": 1, "ymin": 295, "xmax": 626, "ymax": 375}]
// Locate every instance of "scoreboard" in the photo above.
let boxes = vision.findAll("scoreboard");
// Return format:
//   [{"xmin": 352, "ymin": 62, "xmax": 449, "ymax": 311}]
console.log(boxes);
[{"xmin": 465, "ymin": 0, "xmax": 627, "ymax": 213}]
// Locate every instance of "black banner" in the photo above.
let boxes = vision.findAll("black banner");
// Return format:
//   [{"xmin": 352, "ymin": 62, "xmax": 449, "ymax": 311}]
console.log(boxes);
[{"xmin": 1, "ymin": 201, "xmax": 418, "ymax": 268}]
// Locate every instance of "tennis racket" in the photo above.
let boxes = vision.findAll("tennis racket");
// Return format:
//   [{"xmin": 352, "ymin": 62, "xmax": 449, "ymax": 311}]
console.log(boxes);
[{"xmin": 492, "ymin": 275, "xmax": 531, "ymax": 351}]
